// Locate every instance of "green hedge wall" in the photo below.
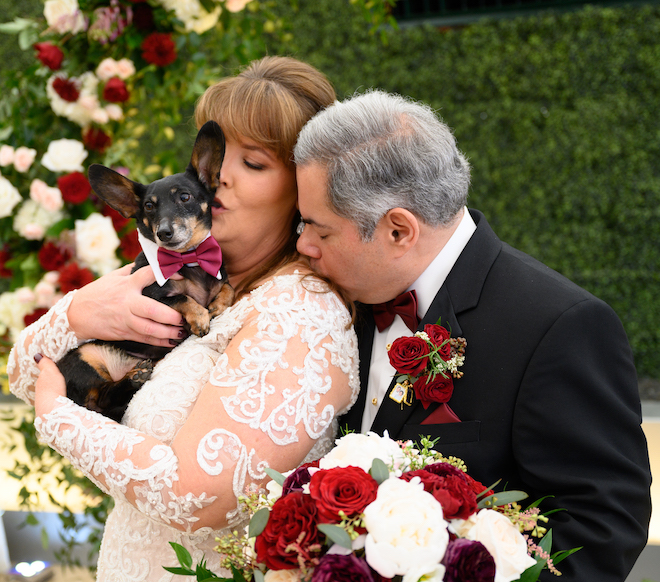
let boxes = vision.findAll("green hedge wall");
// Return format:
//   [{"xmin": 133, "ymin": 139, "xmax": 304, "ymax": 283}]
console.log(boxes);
[{"xmin": 269, "ymin": 2, "xmax": 660, "ymax": 379}]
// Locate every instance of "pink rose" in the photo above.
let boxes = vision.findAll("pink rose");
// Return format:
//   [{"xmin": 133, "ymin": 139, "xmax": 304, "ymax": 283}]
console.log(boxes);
[{"xmin": 14, "ymin": 146, "xmax": 37, "ymax": 173}]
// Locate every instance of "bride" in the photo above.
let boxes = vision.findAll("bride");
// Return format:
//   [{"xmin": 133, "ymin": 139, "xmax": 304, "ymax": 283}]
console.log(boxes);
[{"xmin": 8, "ymin": 56, "xmax": 359, "ymax": 581}]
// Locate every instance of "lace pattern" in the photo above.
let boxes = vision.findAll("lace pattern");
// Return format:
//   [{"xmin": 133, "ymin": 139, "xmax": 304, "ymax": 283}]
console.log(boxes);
[{"xmin": 10, "ymin": 272, "xmax": 359, "ymax": 581}]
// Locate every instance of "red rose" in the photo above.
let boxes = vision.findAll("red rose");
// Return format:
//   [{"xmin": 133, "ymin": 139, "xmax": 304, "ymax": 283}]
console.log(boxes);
[
  {"xmin": 103, "ymin": 205, "xmax": 131, "ymax": 231},
  {"xmin": 103, "ymin": 77, "xmax": 130, "ymax": 103},
  {"xmin": 58, "ymin": 172, "xmax": 91, "ymax": 204},
  {"xmin": 120, "ymin": 229, "xmax": 140, "ymax": 261},
  {"xmin": 401, "ymin": 467, "xmax": 477, "ymax": 520},
  {"xmin": 388, "ymin": 336, "xmax": 430, "ymax": 376},
  {"xmin": 141, "ymin": 32, "xmax": 177, "ymax": 67},
  {"xmin": 424, "ymin": 324, "xmax": 452, "ymax": 360},
  {"xmin": 24, "ymin": 308, "xmax": 49, "ymax": 328},
  {"xmin": 38, "ymin": 242, "xmax": 71, "ymax": 271},
  {"xmin": 413, "ymin": 373, "xmax": 453, "ymax": 408},
  {"xmin": 34, "ymin": 42, "xmax": 63, "ymax": 70},
  {"xmin": 0, "ymin": 249, "xmax": 12, "ymax": 278},
  {"xmin": 83, "ymin": 126, "xmax": 112, "ymax": 153},
  {"xmin": 255, "ymin": 491, "xmax": 322, "ymax": 570},
  {"xmin": 52, "ymin": 76, "xmax": 79, "ymax": 102},
  {"xmin": 309, "ymin": 466, "xmax": 379, "ymax": 525},
  {"xmin": 58, "ymin": 263, "xmax": 94, "ymax": 293}
]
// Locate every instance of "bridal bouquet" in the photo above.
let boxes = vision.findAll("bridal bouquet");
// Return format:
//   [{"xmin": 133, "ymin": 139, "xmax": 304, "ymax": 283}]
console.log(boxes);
[{"xmin": 167, "ymin": 432, "xmax": 578, "ymax": 582}]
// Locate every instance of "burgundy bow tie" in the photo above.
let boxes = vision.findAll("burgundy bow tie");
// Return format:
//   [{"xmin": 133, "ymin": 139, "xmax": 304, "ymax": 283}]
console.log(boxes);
[
  {"xmin": 157, "ymin": 237, "xmax": 223, "ymax": 280},
  {"xmin": 372, "ymin": 289, "xmax": 420, "ymax": 333}
]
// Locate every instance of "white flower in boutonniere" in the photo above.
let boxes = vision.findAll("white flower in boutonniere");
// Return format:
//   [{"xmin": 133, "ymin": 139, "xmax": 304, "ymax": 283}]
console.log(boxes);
[{"xmin": 387, "ymin": 322, "xmax": 467, "ymax": 408}]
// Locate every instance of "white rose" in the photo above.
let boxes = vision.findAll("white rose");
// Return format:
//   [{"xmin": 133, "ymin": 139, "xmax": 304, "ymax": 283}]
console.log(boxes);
[
  {"xmin": 44, "ymin": 0, "xmax": 85, "ymax": 34},
  {"xmin": 320, "ymin": 431, "xmax": 408, "ymax": 473},
  {"xmin": 363, "ymin": 477, "xmax": 449, "ymax": 579},
  {"xmin": 115, "ymin": 58, "xmax": 136, "ymax": 80},
  {"xmin": 95, "ymin": 58, "xmax": 119, "ymax": 81},
  {"xmin": 0, "ymin": 290, "xmax": 35, "ymax": 338},
  {"xmin": 225, "ymin": 0, "xmax": 251, "ymax": 12},
  {"xmin": 265, "ymin": 479, "xmax": 283, "ymax": 503},
  {"xmin": 42, "ymin": 138, "xmax": 88, "ymax": 172},
  {"xmin": 105, "ymin": 104, "xmax": 124, "ymax": 121},
  {"xmin": 75, "ymin": 213, "xmax": 120, "ymax": 275},
  {"xmin": 0, "ymin": 175, "xmax": 22, "ymax": 218},
  {"xmin": 13, "ymin": 147, "xmax": 37, "ymax": 173},
  {"xmin": 0, "ymin": 144, "xmax": 14, "ymax": 166},
  {"xmin": 30, "ymin": 179, "xmax": 63, "ymax": 212},
  {"xmin": 13, "ymin": 200, "xmax": 64, "ymax": 240},
  {"xmin": 91, "ymin": 107, "xmax": 110, "ymax": 125},
  {"xmin": 465, "ymin": 509, "xmax": 537, "ymax": 582},
  {"xmin": 263, "ymin": 570, "xmax": 301, "ymax": 582}
]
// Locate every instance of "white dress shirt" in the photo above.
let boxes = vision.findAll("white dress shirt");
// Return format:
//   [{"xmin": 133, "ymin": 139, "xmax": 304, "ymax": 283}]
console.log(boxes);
[{"xmin": 361, "ymin": 208, "xmax": 477, "ymax": 432}]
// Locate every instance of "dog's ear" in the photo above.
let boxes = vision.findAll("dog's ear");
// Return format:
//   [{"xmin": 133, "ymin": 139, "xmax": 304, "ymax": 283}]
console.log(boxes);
[
  {"xmin": 88, "ymin": 164, "xmax": 143, "ymax": 218},
  {"xmin": 188, "ymin": 120, "xmax": 225, "ymax": 193}
]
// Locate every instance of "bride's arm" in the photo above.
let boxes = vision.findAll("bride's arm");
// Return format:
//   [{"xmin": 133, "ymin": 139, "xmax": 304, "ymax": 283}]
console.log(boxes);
[
  {"xmin": 7, "ymin": 265, "xmax": 185, "ymax": 406},
  {"xmin": 32, "ymin": 281, "xmax": 358, "ymax": 532}
]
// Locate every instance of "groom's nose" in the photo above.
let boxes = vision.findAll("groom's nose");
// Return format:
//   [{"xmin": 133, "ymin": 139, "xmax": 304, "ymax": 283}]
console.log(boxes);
[{"xmin": 296, "ymin": 229, "xmax": 321, "ymax": 260}]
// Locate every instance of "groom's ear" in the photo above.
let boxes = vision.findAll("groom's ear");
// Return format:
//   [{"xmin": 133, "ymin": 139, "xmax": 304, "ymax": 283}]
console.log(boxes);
[{"xmin": 382, "ymin": 208, "xmax": 419, "ymax": 257}]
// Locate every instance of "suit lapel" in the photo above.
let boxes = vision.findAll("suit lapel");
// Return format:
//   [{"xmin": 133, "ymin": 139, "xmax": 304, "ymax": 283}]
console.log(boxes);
[{"xmin": 370, "ymin": 210, "xmax": 502, "ymax": 438}]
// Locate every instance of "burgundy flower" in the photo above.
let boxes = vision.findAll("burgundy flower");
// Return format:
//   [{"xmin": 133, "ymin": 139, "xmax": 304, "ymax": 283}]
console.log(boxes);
[
  {"xmin": 424, "ymin": 323, "xmax": 452, "ymax": 360},
  {"xmin": 34, "ymin": 42, "xmax": 63, "ymax": 70},
  {"xmin": 38, "ymin": 242, "xmax": 71, "ymax": 272},
  {"xmin": 312, "ymin": 554, "xmax": 375, "ymax": 582},
  {"xmin": 83, "ymin": 126, "xmax": 112, "ymax": 153},
  {"xmin": 141, "ymin": 32, "xmax": 177, "ymax": 67},
  {"xmin": 58, "ymin": 172, "xmax": 91, "ymax": 204},
  {"xmin": 103, "ymin": 77, "xmax": 130, "ymax": 103},
  {"xmin": 255, "ymin": 491, "xmax": 322, "ymax": 570},
  {"xmin": 120, "ymin": 229, "xmax": 141, "ymax": 261},
  {"xmin": 309, "ymin": 466, "xmax": 378, "ymax": 525},
  {"xmin": 282, "ymin": 459, "xmax": 320, "ymax": 496},
  {"xmin": 413, "ymin": 373, "xmax": 454, "ymax": 408},
  {"xmin": 387, "ymin": 335, "xmax": 430, "ymax": 376},
  {"xmin": 442, "ymin": 538, "xmax": 496, "ymax": 582},
  {"xmin": 401, "ymin": 467, "xmax": 478, "ymax": 520},
  {"xmin": 24, "ymin": 308, "xmax": 49, "ymax": 328},
  {"xmin": 0, "ymin": 249, "xmax": 12, "ymax": 278},
  {"xmin": 52, "ymin": 76, "xmax": 79, "ymax": 102},
  {"xmin": 59, "ymin": 263, "xmax": 94, "ymax": 293}
]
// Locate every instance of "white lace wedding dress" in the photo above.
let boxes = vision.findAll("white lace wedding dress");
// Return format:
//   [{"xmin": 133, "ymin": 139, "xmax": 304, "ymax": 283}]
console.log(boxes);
[{"xmin": 8, "ymin": 272, "xmax": 359, "ymax": 581}]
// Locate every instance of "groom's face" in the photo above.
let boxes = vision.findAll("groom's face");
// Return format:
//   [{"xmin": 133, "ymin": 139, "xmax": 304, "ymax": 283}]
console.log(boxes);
[{"xmin": 296, "ymin": 163, "xmax": 391, "ymax": 303}]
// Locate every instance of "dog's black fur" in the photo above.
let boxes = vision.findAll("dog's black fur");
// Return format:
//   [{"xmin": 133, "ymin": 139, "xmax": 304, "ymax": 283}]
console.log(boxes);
[{"xmin": 57, "ymin": 121, "xmax": 234, "ymax": 422}]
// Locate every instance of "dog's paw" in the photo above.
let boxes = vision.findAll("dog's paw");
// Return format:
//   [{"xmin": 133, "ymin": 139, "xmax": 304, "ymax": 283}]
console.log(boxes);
[
  {"xmin": 189, "ymin": 312, "xmax": 211, "ymax": 337},
  {"xmin": 208, "ymin": 284, "xmax": 235, "ymax": 319},
  {"xmin": 128, "ymin": 359, "xmax": 154, "ymax": 387}
]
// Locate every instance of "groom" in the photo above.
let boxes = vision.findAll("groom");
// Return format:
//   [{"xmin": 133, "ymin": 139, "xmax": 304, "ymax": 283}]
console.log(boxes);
[{"xmin": 294, "ymin": 90, "xmax": 651, "ymax": 581}]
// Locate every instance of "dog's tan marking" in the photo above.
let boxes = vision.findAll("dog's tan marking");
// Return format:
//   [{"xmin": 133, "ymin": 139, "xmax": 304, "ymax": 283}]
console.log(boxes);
[
  {"xmin": 200, "ymin": 202, "xmax": 208, "ymax": 213},
  {"xmin": 79, "ymin": 343, "xmax": 141, "ymax": 382},
  {"xmin": 209, "ymin": 284, "xmax": 235, "ymax": 319},
  {"xmin": 176, "ymin": 296, "xmax": 211, "ymax": 336}
]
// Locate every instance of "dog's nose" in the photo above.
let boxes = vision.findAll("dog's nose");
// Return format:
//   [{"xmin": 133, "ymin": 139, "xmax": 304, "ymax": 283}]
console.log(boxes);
[{"xmin": 157, "ymin": 224, "xmax": 173, "ymax": 242}]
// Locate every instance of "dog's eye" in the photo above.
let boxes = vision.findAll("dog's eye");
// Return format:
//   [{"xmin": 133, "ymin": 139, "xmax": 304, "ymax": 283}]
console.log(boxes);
[
  {"xmin": 144, "ymin": 201, "xmax": 155, "ymax": 212},
  {"xmin": 180, "ymin": 193, "xmax": 191, "ymax": 202}
]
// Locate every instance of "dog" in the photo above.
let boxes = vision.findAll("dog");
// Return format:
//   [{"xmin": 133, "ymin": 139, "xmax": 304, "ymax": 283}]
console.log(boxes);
[{"xmin": 57, "ymin": 120, "xmax": 234, "ymax": 422}]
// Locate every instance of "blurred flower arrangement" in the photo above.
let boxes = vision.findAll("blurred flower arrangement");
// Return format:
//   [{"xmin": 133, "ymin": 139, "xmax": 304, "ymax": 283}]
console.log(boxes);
[
  {"xmin": 0, "ymin": 0, "xmax": 396, "ymax": 567},
  {"xmin": 167, "ymin": 432, "xmax": 579, "ymax": 582}
]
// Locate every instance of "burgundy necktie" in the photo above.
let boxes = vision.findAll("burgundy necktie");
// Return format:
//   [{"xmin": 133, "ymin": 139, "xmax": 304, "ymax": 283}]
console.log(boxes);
[
  {"xmin": 372, "ymin": 289, "xmax": 420, "ymax": 333},
  {"xmin": 157, "ymin": 237, "xmax": 223, "ymax": 279}
]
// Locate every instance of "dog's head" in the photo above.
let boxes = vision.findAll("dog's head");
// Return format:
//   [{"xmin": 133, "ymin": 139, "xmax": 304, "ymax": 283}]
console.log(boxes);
[{"xmin": 88, "ymin": 120, "xmax": 225, "ymax": 252}]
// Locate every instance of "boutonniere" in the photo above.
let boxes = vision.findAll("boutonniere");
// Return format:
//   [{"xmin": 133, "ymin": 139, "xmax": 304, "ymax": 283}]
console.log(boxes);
[{"xmin": 387, "ymin": 322, "xmax": 467, "ymax": 408}]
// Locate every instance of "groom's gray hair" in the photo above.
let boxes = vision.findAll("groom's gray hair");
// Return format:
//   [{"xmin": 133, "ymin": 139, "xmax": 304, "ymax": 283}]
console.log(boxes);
[{"xmin": 294, "ymin": 90, "xmax": 471, "ymax": 241}]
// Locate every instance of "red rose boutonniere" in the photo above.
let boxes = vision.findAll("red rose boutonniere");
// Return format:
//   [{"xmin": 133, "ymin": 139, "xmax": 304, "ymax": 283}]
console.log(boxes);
[{"xmin": 387, "ymin": 322, "xmax": 467, "ymax": 408}]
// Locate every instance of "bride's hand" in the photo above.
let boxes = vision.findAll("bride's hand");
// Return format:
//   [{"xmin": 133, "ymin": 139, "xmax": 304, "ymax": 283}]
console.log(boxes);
[
  {"xmin": 33, "ymin": 354, "xmax": 66, "ymax": 418},
  {"xmin": 67, "ymin": 264, "xmax": 185, "ymax": 346}
]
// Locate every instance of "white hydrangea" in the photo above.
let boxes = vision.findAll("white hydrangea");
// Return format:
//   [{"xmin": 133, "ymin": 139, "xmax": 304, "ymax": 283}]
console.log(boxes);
[
  {"xmin": 0, "ymin": 175, "xmax": 22, "ymax": 219},
  {"xmin": 75, "ymin": 213, "xmax": 120, "ymax": 275}
]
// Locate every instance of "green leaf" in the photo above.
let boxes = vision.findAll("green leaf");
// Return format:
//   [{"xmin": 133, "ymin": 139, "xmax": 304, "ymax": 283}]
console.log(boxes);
[
  {"xmin": 318, "ymin": 523, "xmax": 353, "ymax": 550},
  {"xmin": 248, "ymin": 507, "xmax": 270, "ymax": 538},
  {"xmin": 169, "ymin": 541, "xmax": 193, "ymax": 570},
  {"xmin": 477, "ymin": 490, "xmax": 528, "ymax": 509},
  {"xmin": 0, "ymin": 18, "xmax": 36, "ymax": 34},
  {"xmin": 264, "ymin": 467, "xmax": 285, "ymax": 486},
  {"xmin": 253, "ymin": 569, "xmax": 265, "ymax": 582},
  {"xmin": 163, "ymin": 566, "xmax": 194, "ymax": 576},
  {"xmin": 517, "ymin": 556, "xmax": 545, "ymax": 582},
  {"xmin": 551, "ymin": 546, "xmax": 582, "ymax": 565},
  {"xmin": 370, "ymin": 457, "xmax": 390, "ymax": 484}
]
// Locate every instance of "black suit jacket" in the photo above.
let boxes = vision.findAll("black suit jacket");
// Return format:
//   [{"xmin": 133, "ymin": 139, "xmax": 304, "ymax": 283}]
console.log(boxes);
[{"xmin": 341, "ymin": 209, "xmax": 651, "ymax": 582}]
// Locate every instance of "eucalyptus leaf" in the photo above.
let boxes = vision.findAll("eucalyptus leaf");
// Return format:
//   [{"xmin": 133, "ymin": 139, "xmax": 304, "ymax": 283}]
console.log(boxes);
[
  {"xmin": 317, "ymin": 523, "xmax": 353, "ymax": 550},
  {"xmin": 477, "ymin": 490, "xmax": 528, "ymax": 509},
  {"xmin": 253, "ymin": 569, "xmax": 265, "ymax": 582},
  {"xmin": 264, "ymin": 467, "xmax": 285, "ymax": 486},
  {"xmin": 370, "ymin": 457, "xmax": 390, "ymax": 484},
  {"xmin": 248, "ymin": 507, "xmax": 270, "ymax": 538}
]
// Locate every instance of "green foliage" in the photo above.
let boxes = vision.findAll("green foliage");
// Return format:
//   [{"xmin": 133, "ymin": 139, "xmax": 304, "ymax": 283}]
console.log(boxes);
[{"xmin": 269, "ymin": 1, "xmax": 660, "ymax": 378}]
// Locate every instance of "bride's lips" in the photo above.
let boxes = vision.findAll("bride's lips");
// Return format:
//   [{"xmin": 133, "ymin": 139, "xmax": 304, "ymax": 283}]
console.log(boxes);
[{"xmin": 211, "ymin": 198, "xmax": 225, "ymax": 215}]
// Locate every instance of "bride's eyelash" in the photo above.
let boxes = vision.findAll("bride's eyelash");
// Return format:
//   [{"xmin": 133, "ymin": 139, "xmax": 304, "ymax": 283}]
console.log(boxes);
[{"xmin": 244, "ymin": 160, "xmax": 263, "ymax": 170}]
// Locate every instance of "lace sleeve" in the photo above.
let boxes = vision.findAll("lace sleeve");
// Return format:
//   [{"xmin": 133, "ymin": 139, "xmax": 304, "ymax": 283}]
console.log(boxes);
[
  {"xmin": 33, "ymin": 274, "xmax": 359, "ymax": 533},
  {"xmin": 7, "ymin": 291, "xmax": 81, "ymax": 406}
]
